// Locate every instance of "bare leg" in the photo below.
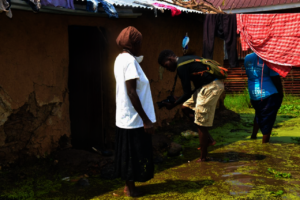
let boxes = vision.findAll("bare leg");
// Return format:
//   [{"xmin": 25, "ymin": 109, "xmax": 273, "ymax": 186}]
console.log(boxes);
[
  {"xmin": 195, "ymin": 125, "xmax": 210, "ymax": 161},
  {"xmin": 251, "ymin": 117, "xmax": 259, "ymax": 139},
  {"xmin": 125, "ymin": 181, "xmax": 144, "ymax": 197},
  {"xmin": 181, "ymin": 105, "xmax": 196, "ymax": 122},
  {"xmin": 182, "ymin": 105, "xmax": 215, "ymax": 147},
  {"xmin": 124, "ymin": 184, "xmax": 128, "ymax": 193},
  {"xmin": 262, "ymin": 133, "xmax": 271, "ymax": 143}
]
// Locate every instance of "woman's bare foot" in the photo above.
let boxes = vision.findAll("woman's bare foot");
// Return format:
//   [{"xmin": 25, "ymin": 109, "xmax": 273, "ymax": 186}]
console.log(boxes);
[
  {"xmin": 124, "ymin": 186, "xmax": 129, "ymax": 193},
  {"xmin": 196, "ymin": 157, "xmax": 210, "ymax": 162},
  {"xmin": 125, "ymin": 181, "xmax": 145, "ymax": 197},
  {"xmin": 125, "ymin": 189, "xmax": 144, "ymax": 197}
]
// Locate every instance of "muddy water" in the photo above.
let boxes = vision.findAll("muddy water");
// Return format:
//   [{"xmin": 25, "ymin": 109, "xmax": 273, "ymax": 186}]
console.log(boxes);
[{"xmin": 93, "ymin": 115, "xmax": 300, "ymax": 200}]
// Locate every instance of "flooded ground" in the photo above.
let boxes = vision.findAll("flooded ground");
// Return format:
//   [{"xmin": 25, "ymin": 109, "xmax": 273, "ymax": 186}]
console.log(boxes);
[
  {"xmin": 93, "ymin": 113, "xmax": 300, "ymax": 200},
  {"xmin": 1, "ymin": 111, "xmax": 300, "ymax": 199}
]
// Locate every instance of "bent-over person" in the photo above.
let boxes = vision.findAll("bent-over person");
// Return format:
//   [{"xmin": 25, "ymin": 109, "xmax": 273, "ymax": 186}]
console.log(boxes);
[{"xmin": 157, "ymin": 50, "xmax": 224, "ymax": 162}]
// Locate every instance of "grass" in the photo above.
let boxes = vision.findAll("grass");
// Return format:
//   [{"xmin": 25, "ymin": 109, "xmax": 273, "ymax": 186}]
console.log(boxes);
[
  {"xmin": 224, "ymin": 89, "xmax": 252, "ymax": 113},
  {"xmin": 225, "ymin": 90, "xmax": 300, "ymax": 115}
]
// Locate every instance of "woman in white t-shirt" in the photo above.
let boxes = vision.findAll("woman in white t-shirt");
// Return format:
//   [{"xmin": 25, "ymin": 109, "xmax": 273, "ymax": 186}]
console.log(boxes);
[{"xmin": 114, "ymin": 26, "xmax": 156, "ymax": 197}]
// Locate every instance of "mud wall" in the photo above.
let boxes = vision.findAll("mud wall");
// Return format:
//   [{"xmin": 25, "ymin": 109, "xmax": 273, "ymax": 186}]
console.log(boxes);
[{"xmin": 0, "ymin": 10, "xmax": 224, "ymax": 163}]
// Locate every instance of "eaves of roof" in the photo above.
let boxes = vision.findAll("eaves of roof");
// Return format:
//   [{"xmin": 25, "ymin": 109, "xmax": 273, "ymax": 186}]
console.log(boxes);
[
  {"xmin": 223, "ymin": 2, "xmax": 300, "ymax": 13},
  {"xmin": 11, "ymin": 0, "xmax": 142, "ymax": 18},
  {"xmin": 207, "ymin": 0, "xmax": 300, "ymax": 13},
  {"xmin": 11, "ymin": 0, "xmax": 202, "ymax": 18}
]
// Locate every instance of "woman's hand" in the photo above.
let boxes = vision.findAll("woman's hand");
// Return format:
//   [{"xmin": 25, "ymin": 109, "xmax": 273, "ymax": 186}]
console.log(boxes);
[{"xmin": 143, "ymin": 119, "xmax": 154, "ymax": 134}]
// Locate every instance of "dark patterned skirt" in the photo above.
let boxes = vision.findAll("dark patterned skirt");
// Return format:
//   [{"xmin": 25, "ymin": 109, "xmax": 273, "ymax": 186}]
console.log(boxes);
[{"xmin": 114, "ymin": 126, "xmax": 154, "ymax": 182}]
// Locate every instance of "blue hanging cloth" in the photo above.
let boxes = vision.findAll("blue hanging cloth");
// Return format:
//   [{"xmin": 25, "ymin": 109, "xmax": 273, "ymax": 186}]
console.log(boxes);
[
  {"xmin": 182, "ymin": 33, "xmax": 189, "ymax": 54},
  {"xmin": 87, "ymin": 0, "xmax": 118, "ymax": 18},
  {"xmin": 182, "ymin": 34, "xmax": 189, "ymax": 50}
]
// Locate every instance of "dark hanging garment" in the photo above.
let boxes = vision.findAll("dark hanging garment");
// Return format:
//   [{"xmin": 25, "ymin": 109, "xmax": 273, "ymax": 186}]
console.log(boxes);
[
  {"xmin": 24, "ymin": 0, "xmax": 41, "ymax": 13},
  {"xmin": 202, "ymin": 14, "xmax": 239, "ymax": 68}
]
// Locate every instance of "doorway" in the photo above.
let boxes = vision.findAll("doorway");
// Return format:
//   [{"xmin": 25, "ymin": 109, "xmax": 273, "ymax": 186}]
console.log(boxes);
[{"xmin": 68, "ymin": 26, "xmax": 105, "ymax": 150}]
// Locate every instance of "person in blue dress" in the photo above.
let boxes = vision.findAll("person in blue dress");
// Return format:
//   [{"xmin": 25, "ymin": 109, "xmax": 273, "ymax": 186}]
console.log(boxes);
[{"xmin": 244, "ymin": 53, "xmax": 283, "ymax": 143}]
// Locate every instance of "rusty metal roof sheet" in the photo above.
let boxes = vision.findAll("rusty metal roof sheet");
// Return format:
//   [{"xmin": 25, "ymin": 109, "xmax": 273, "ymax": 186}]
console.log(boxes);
[{"xmin": 207, "ymin": 0, "xmax": 300, "ymax": 11}]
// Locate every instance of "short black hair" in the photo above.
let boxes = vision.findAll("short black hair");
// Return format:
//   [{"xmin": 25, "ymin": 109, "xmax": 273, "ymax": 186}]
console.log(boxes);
[{"xmin": 158, "ymin": 50, "xmax": 176, "ymax": 66}]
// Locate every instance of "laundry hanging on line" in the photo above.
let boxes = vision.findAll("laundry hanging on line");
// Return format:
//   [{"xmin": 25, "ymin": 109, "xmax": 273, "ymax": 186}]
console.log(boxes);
[
  {"xmin": 237, "ymin": 14, "xmax": 300, "ymax": 77},
  {"xmin": 152, "ymin": 3, "xmax": 181, "ymax": 17},
  {"xmin": 23, "ymin": 0, "xmax": 41, "ymax": 12},
  {"xmin": 0, "ymin": 0, "xmax": 12, "ymax": 18},
  {"xmin": 41, "ymin": 0, "xmax": 75, "ymax": 10},
  {"xmin": 86, "ymin": 0, "xmax": 118, "ymax": 18},
  {"xmin": 202, "ymin": 14, "xmax": 239, "ymax": 68}
]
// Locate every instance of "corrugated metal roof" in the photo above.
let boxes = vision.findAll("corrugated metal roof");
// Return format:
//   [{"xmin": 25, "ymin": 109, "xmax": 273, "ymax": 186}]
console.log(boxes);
[
  {"xmin": 208, "ymin": 0, "xmax": 300, "ymax": 10},
  {"xmin": 111, "ymin": 0, "xmax": 202, "ymax": 13},
  {"xmin": 76, "ymin": 0, "xmax": 202, "ymax": 14}
]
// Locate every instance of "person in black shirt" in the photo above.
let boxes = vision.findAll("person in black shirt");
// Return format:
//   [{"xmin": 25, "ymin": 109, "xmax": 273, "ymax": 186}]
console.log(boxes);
[{"xmin": 157, "ymin": 50, "xmax": 224, "ymax": 161}]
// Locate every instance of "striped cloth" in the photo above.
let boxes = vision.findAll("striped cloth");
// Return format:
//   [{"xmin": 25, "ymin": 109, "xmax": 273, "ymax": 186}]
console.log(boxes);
[{"xmin": 237, "ymin": 14, "xmax": 300, "ymax": 78}]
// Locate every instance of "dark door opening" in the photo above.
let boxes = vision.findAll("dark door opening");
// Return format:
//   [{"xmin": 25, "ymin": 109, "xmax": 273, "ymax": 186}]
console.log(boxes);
[{"xmin": 68, "ymin": 26, "xmax": 105, "ymax": 151}]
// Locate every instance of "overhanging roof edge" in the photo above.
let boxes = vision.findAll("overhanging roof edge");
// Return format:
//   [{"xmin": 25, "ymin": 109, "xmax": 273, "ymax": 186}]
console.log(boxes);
[{"xmin": 224, "ymin": 3, "xmax": 300, "ymax": 14}]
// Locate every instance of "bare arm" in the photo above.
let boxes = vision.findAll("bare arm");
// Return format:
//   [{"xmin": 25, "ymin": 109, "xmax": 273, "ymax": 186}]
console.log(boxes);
[{"xmin": 126, "ymin": 79, "xmax": 154, "ymax": 134}]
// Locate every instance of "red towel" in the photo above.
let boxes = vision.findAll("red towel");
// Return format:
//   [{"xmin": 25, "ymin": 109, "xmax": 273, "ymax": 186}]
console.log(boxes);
[{"xmin": 237, "ymin": 14, "xmax": 300, "ymax": 77}]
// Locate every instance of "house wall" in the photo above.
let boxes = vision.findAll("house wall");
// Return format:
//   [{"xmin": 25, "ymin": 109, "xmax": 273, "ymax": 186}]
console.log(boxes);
[{"xmin": 0, "ymin": 10, "xmax": 224, "ymax": 164}]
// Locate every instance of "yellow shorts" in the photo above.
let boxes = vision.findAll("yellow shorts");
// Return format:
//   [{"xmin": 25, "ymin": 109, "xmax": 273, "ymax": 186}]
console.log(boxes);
[{"xmin": 183, "ymin": 80, "xmax": 224, "ymax": 127}]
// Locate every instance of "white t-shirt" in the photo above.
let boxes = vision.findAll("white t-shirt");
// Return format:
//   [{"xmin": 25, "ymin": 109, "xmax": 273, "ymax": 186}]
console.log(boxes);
[{"xmin": 114, "ymin": 53, "xmax": 156, "ymax": 129}]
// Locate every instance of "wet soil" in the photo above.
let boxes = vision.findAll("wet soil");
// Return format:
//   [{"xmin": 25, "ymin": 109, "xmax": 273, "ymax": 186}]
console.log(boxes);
[{"xmin": 1, "ymin": 112, "xmax": 300, "ymax": 200}]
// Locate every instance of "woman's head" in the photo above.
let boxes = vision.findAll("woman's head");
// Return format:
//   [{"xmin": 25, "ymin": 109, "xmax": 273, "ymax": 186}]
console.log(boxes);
[{"xmin": 116, "ymin": 26, "xmax": 142, "ymax": 56}]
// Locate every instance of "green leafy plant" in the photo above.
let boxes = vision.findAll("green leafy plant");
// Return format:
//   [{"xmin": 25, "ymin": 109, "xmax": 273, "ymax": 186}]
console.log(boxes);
[
  {"xmin": 270, "ymin": 190, "xmax": 284, "ymax": 197},
  {"xmin": 278, "ymin": 105, "xmax": 300, "ymax": 116},
  {"xmin": 267, "ymin": 168, "xmax": 291, "ymax": 178}
]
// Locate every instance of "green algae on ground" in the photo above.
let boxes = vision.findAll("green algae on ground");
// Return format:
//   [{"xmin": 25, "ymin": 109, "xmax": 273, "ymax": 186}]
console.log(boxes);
[
  {"xmin": 1, "ymin": 177, "xmax": 62, "ymax": 200},
  {"xmin": 268, "ymin": 168, "xmax": 292, "ymax": 178},
  {"xmin": 270, "ymin": 189, "xmax": 284, "ymax": 196},
  {"xmin": 1, "ymin": 105, "xmax": 300, "ymax": 199},
  {"xmin": 90, "ymin": 114, "xmax": 300, "ymax": 200}
]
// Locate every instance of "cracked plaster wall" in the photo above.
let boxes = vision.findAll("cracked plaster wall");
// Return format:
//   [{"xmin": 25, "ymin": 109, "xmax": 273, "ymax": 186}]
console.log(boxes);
[{"xmin": 0, "ymin": 10, "xmax": 224, "ymax": 163}]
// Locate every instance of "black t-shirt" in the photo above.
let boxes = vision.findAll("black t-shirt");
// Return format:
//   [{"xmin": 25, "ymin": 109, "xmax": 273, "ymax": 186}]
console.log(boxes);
[{"xmin": 176, "ymin": 55, "xmax": 215, "ymax": 104}]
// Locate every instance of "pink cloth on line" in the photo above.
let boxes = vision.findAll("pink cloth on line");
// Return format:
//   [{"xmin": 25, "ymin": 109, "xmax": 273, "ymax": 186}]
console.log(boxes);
[
  {"xmin": 237, "ymin": 14, "xmax": 300, "ymax": 77},
  {"xmin": 41, "ymin": 0, "xmax": 75, "ymax": 9},
  {"xmin": 153, "ymin": 3, "xmax": 181, "ymax": 17}
]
